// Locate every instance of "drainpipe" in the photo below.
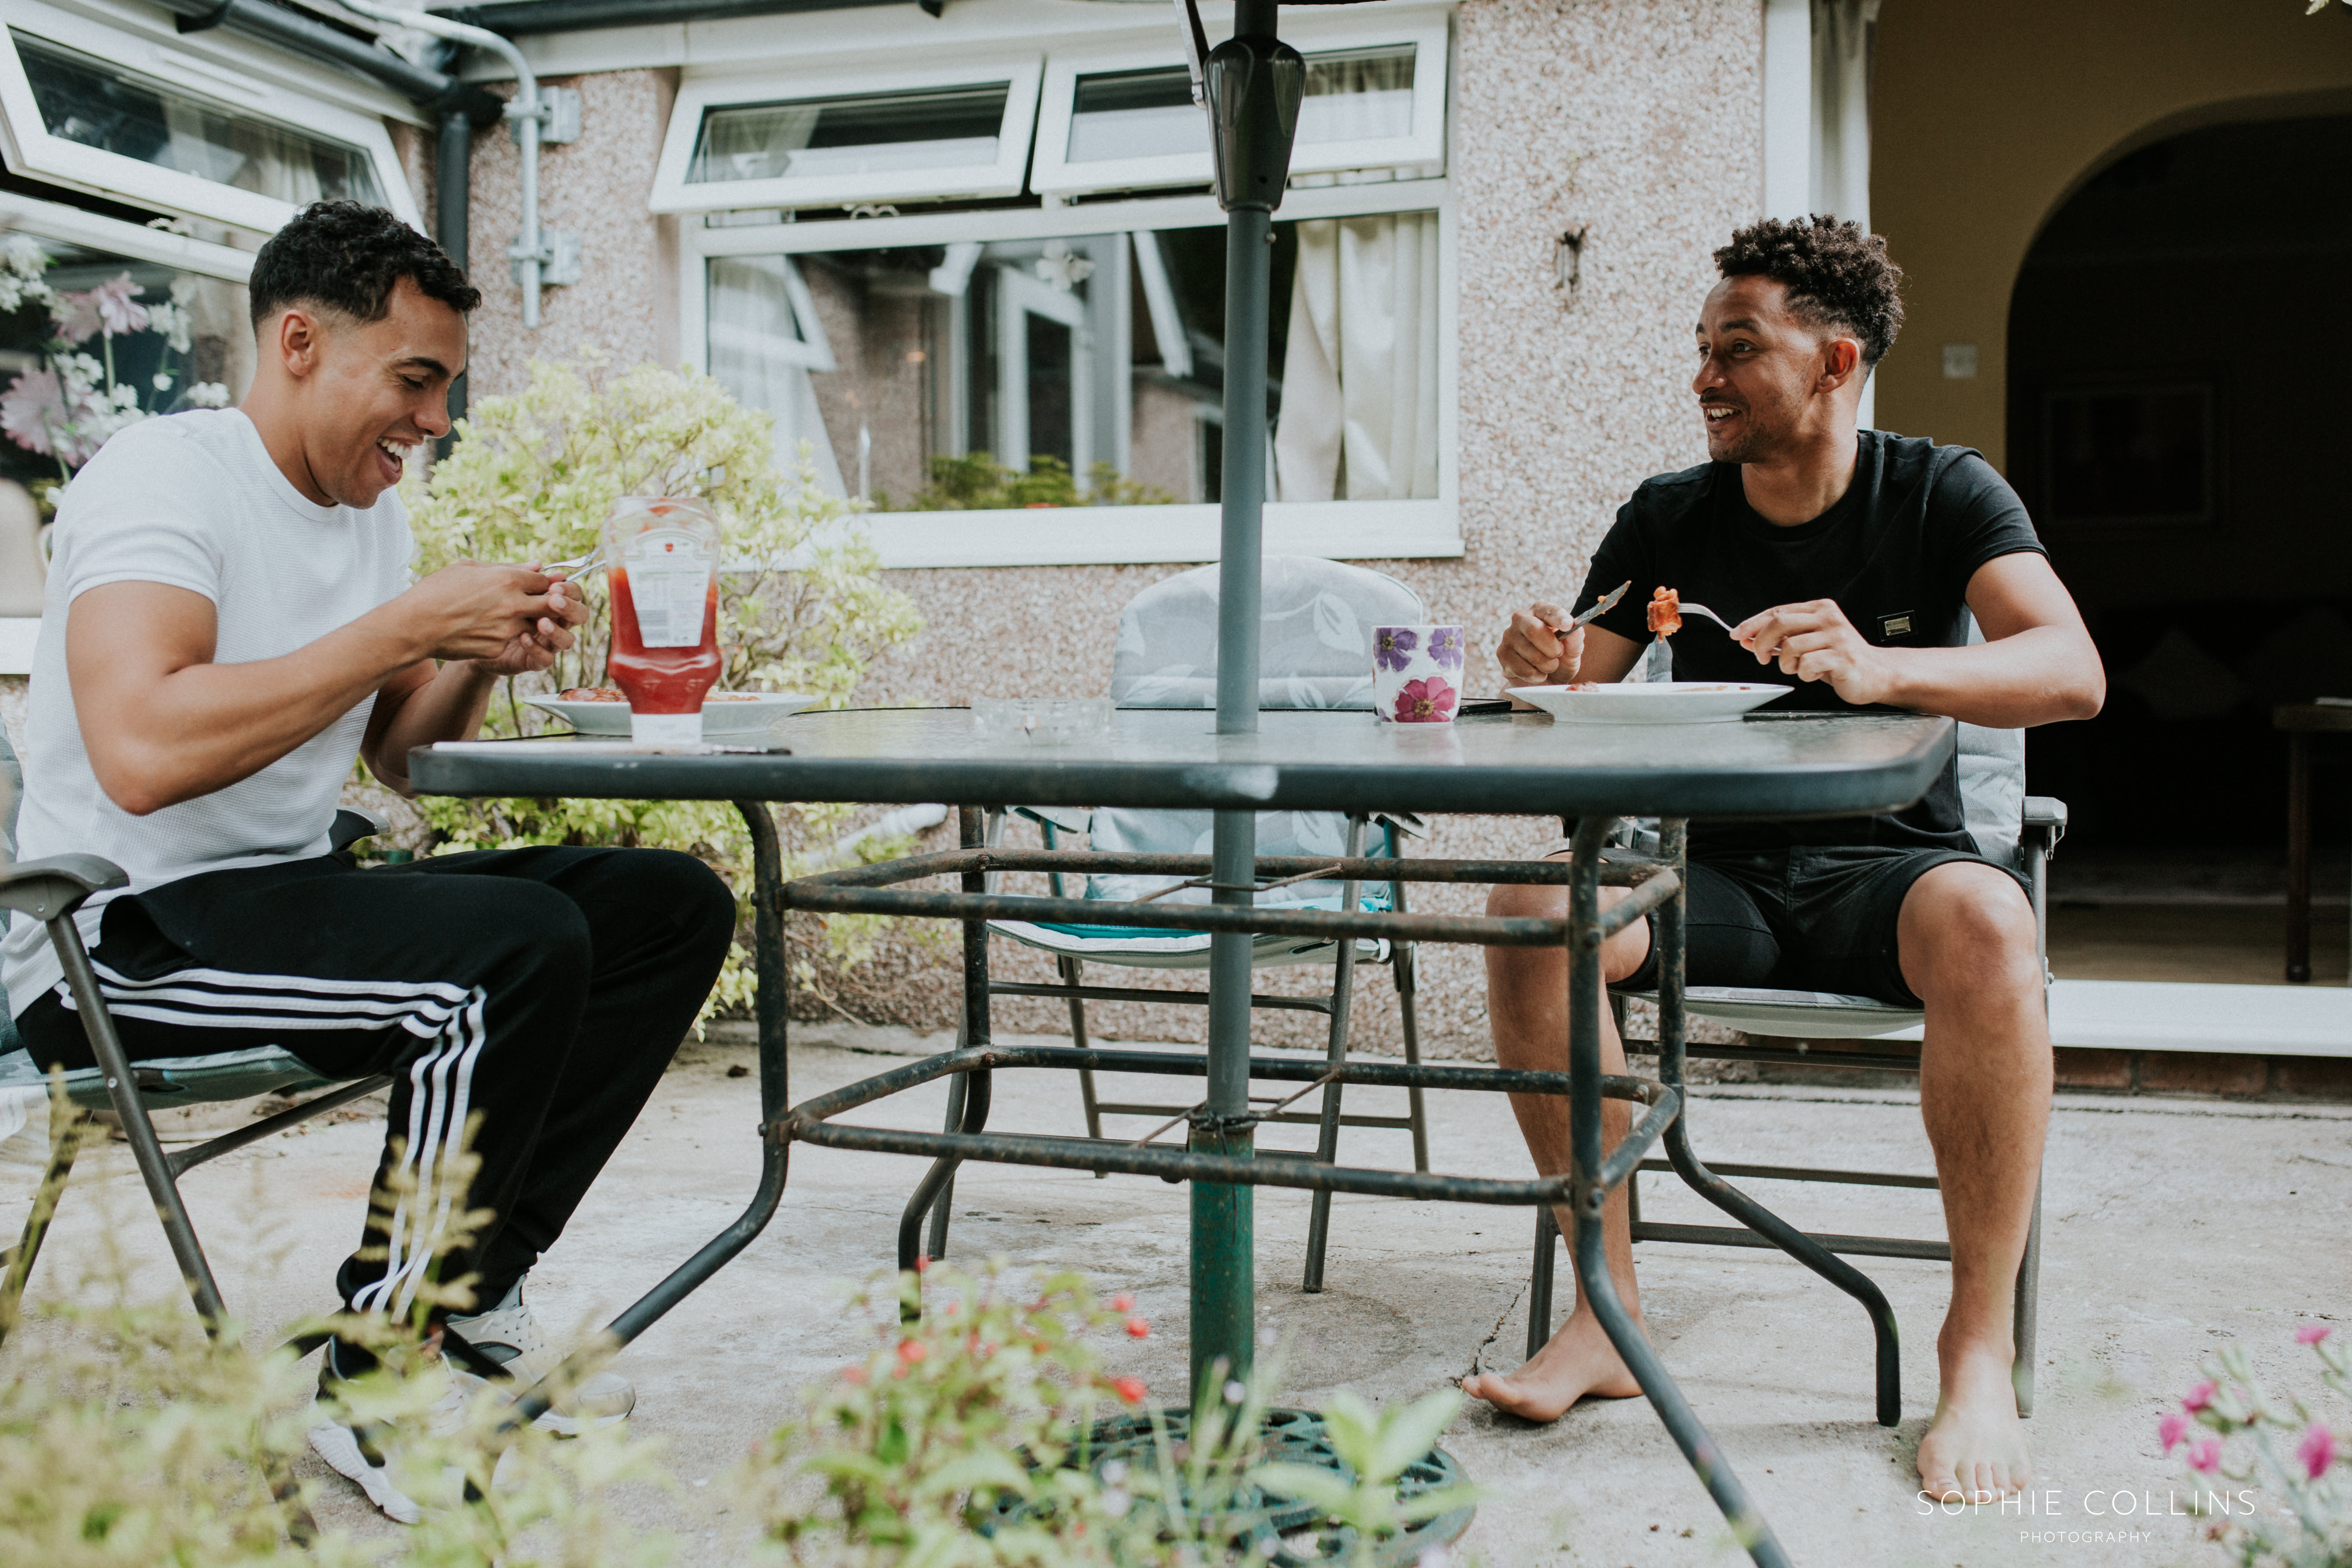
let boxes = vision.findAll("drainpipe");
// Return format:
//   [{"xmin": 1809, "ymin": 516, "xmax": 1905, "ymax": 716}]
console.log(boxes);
[
  {"xmin": 341, "ymin": 0, "xmax": 563, "ymax": 331},
  {"xmin": 436, "ymin": 108, "xmax": 471, "ymax": 452}
]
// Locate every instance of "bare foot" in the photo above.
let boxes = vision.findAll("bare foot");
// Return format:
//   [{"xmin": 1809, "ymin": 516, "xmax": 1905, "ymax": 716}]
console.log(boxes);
[
  {"xmin": 1915, "ymin": 1347, "xmax": 2032, "ymax": 1503},
  {"xmin": 1461, "ymin": 1306, "xmax": 1645, "ymax": 1423}
]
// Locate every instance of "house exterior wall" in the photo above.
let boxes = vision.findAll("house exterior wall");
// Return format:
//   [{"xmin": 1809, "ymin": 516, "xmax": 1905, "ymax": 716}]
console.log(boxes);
[
  {"xmin": 415, "ymin": 0, "xmax": 1763, "ymax": 1055},
  {"xmin": 1871, "ymin": 0, "xmax": 2352, "ymax": 472}
]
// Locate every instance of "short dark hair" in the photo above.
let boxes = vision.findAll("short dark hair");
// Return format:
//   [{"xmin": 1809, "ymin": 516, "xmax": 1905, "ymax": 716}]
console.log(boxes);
[
  {"xmin": 1713, "ymin": 215, "xmax": 1904, "ymax": 367},
  {"xmin": 247, "ymin": 200, "xmax": 480, "ymax": 331}
]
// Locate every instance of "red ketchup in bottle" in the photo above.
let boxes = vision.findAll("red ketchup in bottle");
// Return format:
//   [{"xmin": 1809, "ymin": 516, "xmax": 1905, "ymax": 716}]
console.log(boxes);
[{"xmin": 603, "ymin": 497, "xmax": 722, "ymax": 745}]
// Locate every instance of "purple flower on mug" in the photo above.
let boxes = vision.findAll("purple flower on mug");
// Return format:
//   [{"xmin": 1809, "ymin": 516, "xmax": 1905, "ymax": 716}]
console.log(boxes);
[
  {"xmin": 1391, "ymin": 675, "xmax": 1457, "ymax": 724},
  {"xmin": 1375, "ymin": 626, "xmax": 1419, "ymax": 673},
  {"xmin": 1426, "ymin": 626, "xmax": 1465, "ymax": 669}
]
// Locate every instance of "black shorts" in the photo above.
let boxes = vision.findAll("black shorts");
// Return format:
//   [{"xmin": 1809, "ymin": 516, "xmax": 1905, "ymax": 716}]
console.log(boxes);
[{"xmin": 1610, "ymin": 845, "xmax": 2025, "ymax": 1006}]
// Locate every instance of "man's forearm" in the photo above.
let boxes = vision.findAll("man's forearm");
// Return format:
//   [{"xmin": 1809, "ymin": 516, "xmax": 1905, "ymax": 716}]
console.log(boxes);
[
  {"xmin": 1879, "ymin": 628, "xmax": 2105, "ymax": 728},
  {"xmin": 366, "ymin": 661, "xmax": 499, "ymax": 794}
]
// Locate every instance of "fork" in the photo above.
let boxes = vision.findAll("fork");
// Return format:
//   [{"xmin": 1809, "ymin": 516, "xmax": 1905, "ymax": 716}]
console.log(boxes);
[
  {"xmin": 538, "ymin": 550, "xmax": 607, "ymax": 577},
  {"xmin": 1675, "ymin": 600, "xmax": 1738, "ymax": 635}
]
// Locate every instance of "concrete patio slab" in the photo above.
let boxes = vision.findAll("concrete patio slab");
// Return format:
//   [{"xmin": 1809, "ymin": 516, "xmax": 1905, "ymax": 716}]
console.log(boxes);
[{"xmin": 4, "ymin": 1025, "xmax": 2347, "ymax": 1566}]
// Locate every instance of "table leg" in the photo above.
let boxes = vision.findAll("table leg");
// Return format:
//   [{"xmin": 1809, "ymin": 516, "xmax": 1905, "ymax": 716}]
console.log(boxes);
[
  {"xmin": 1303, "ymin": 814, "xmax": 1368, "ymax": 1293},
  {"xmin": 1565, "ymin": 818, "xmax": 1789, "ymax": 1567},
  {"xmin": 501, "ymin": 799, "xmax": 796, "ymax": 1432},
  {"xmin": 2288, "ymin": 731, "xmax": 2311, "ymax": 984},
  {"xmin": 1193, "ymin": 807, "xmax": 1259, "ymax": 1401},
  {"xmin": 918, "ymin": 806, "xmax": 994, "ymax": 1260}
]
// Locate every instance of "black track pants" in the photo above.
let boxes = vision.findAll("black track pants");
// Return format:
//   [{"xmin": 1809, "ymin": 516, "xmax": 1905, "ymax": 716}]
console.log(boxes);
[{"xmin": 16, "ymin": 845, "xmax": 735, "ymax": 1317}]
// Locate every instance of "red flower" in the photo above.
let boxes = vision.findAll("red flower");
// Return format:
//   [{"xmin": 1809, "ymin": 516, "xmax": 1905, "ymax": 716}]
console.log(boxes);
[
  {"xmin": 843, "ymin": 1366, "xmax": 868, "ymax": 1385},
  {"xmin": 1111, "ymin": 1376, "xmax": 1148, "ymax": 1404},
  {"xmin": 1124, "ymin": 1317, "xmax": 1150, "ymax": 1339},
  {"xmin": 1110, "ymin": 1294, "xmax": 1135, "ymax": 1313},
  {"xmin": 1390, "ymin": 676, "xmax": 1458, "ymax": 725},
  {"xmin": 898, "ymin": 1339, "xmax": 927, "ymax": 1364}
]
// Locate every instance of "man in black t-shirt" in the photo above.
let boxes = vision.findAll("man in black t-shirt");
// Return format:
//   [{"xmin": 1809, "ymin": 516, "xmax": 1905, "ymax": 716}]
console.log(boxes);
[{"xmin": 1460, "ymin": 218, "xmax": 2105, "ymax": 1509}]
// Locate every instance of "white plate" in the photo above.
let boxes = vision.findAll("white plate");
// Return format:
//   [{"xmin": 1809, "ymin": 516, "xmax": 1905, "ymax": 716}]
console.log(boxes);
[
  {"xmin": 1506, "ymin": 682, "xmax": 1791, "ymax": 724},
  {"xmin": 524, "ymin": 693, "xmax": 818, "ymax": 738}
]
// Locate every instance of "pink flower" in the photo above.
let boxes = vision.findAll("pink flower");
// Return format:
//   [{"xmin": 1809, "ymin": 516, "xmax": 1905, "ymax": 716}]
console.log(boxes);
[
  {"xmin": 1110, "ymin": 1375, "xmax": 1147, "ymax": 1404},
  {"xmin": 2297, "ymin": 1324, "xmax": 2332, "ymax": 1346},
  {"xmin": 2187, "ymin": 1437, "xmax": 2222, "ymax": 1475},
  {"xmin": 1123, "ymin": 1316, "xmax": 1149, "ymax": 1340},
  {"xmin": 2183, "ymin": 1381, "xmax": 2216, "ymax": 1413},
  {"xmin": 1109, "ymin": 1293, "xmax": 1135, "ymax": 1313},
  {"xmin": 1390, "ymin": 675, "xmax": 1458, "ymax": 724},
  {"xmin": 0, "ymin": 367, "xmax": 62, "ymax": 456},
  {"xmin": 52, "ymin": 273, "xmax": 147, "ymax": 344},
  {"xmin": 2299, "ymin": 1421, "xmax": 2337, "ymax": 1481},
  {"xmin": 2159, "ymin": 1412, "xmax": 2192, "ymax": 1453}
]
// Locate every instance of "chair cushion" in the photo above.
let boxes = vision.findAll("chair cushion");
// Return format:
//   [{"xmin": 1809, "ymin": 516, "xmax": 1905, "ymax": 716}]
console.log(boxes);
[
  {"xmin": 1618, "ymin": 986, "xmax": 1925, "ymax": 1040},
  {"xmin": 989, "ymin": 919, "xmax": 1388, "ymax": 970},
  {"xmin": 0, "ymin": 1044, "xmax": 343, "ymax": 1112}
]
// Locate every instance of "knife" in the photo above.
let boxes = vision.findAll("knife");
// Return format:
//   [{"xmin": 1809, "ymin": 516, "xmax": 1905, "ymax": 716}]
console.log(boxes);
[{"xmin": 1567, "ymin": 580, "xmax": 1630, "ymax": 629}]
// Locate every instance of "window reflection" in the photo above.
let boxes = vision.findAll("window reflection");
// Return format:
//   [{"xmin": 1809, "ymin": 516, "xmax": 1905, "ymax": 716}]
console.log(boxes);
[
  {"xmin": 688, "ymin": 83, "xmax": 1009, "ymax": 185},
  {"xmin": 14, "ymin": 32, "xmax": 385, "ymax": 208},
  {"xmin": 705, "ymin": 211, "xmax": 1440, "ymax": 509}
]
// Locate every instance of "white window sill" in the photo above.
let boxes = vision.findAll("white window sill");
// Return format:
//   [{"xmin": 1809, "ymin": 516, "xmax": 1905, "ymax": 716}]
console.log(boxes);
[
  {"xmin": 854, "ymin": 500, "xmax": 1462, "ymax": 570},
  {"xmin": 0, "ymin": 619, "xmax": 39, "ymax": 677}
]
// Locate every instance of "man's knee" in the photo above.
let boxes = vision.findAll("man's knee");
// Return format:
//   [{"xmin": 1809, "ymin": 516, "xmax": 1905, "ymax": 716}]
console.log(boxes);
[
  {"xmin": 1903, "ymin": 865, "xmax": 2039, "ymax": 996},
  {"xmin": 1484, "ymin": 875, "xmax": 1648, "ymax": 984},
  {"xmin": 628, "ymin": 847, "xmax": 737, "ymax": 942}
]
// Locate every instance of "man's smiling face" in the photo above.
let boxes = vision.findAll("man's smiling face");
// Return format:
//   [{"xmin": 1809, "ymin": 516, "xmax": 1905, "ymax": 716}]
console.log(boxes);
[
  {"xmin": 287, "ymin": 275, "xmax": 466, "ymax": 507},
  {"xmin": 1690, "ymin": 273, "xmax": 1855, "ymax": 465}
]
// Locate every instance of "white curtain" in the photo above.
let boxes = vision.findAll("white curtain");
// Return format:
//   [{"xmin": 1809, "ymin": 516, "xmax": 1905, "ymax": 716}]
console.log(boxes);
[
  {"xmin": 1810, "ymin": 0, "xmax": 1878, "ymax": 226},
  {"xmin": 706, "ymin": 255, "xmax": 847, "ymax": 497},
  {"xmin": 1273, "ymin": 211, "xmax": 1440, "ymax": 503},
  {"xmin": 162, "ymin": 100, "xmax": 327, "ymax": 206}
]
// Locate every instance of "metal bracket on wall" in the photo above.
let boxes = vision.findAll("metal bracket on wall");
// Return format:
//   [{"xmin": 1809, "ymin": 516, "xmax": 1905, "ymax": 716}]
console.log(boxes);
[
  {"xmin": 524, "ymin": 84, "xmax": 583, "ymax": 145},
  {"xmin": 514, "ymin": 230, "xmax": 583, "ymax": 289}
]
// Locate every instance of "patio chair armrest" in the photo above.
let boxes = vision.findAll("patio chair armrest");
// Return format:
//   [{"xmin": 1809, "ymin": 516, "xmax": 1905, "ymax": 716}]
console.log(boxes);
[
  {"xmin": 330, "ymin": 807, "xmax": 387, "ymax": 854},
  {"xmin": 2022, "ymin": 797, "xmax": 2066, "ymax": 830},
  {"xmin": 1009, "ymin": 805, "xmax": 1094, "ymax": 836},
  {"xmin": 0, "ymin": 854, "xmax": 128, "ymax": 922}
]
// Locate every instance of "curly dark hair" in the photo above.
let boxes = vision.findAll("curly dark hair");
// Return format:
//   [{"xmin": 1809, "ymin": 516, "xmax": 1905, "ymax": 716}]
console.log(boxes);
[
  {"xmin": 247, "ymin": 201, "xmax": 479, "ymax": 330},
  {"xmin": 1713, "ymin": 215, "xmax": 1903, "ymax": 366}
]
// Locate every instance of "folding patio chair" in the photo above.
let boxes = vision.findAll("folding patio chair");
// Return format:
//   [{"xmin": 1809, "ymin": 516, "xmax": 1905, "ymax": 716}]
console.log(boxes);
[
  {"xmin": 971, "ymin": 558, "xmax": 1435, "ymax": 1292},
  {"xmin": 1526, "ymin": 717, "xmax": 2067, "ymax": 1420},
  {"xmin": 0, "ymin": 740, "xmax": 395, "ymax": 1346}
]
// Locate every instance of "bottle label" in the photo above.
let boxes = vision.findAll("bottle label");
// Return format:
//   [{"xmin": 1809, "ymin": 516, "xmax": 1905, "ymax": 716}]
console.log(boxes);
[{"xmin": 623, "ymin": 527, "xmax": 713, "ymax": 648}]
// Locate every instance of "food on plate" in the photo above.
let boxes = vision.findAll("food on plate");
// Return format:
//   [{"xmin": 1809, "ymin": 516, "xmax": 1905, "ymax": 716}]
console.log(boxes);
[
  {"xmin": 1567, "ymin": 681, "xmax": 1604, "ymax": 691},
  {"xmin": 558, "ymin": 687, "xmax": 626, "ymax": 702},
  {"xmin": 1647, "ymin": 587, "xmax": 1682, "ymax": 637},
  {"xmin": 702, "ymin": 692, "xmax": 763, "ymax": 703}
]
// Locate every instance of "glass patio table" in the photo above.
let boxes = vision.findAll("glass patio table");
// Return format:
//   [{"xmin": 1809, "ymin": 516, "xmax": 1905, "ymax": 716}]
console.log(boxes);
[{"xmin": 410, "ymin": 703, "xmax": 1954, "ymax": 1568}]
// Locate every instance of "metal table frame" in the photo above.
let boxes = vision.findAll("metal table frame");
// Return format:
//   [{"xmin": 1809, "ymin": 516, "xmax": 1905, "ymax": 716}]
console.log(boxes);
[{"xmin": 460, "ymin": 792, "xmax": 1958, "ymax": 1567}]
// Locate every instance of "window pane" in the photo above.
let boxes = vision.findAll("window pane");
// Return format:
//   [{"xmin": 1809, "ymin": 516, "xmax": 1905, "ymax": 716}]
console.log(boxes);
[
  {"xmin": 1063, "ymin": 45, "xmax": 1417, "ymax": 166},
  {"xmin": 703, "ymin": 212, "xmax": 1440, "ymax": 510},
  {"xmin": 688, "ymin": 84, "xmax": 1009, "ymax": 184},
  {"xmin": 1298, "ymin": 46, "xmax": 1415, "ymax": 145},
  {"xmin": 0, "ymin": 227, "xmax": 251, "ymax": 493},
  {"xmin": 14, "ymin": 33, "xmax": 386, "ymax": 208},
  {"xmin": 1066, "ymin": 67, "xmax": 1203, "ymax": 164}
]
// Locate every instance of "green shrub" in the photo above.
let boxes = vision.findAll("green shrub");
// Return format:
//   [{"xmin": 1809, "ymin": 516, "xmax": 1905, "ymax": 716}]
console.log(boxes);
[
  {"xmin": 881, "ymin": 453, "xmax": 1173, "ymax": 512},
  {"xmin": 396, "ymin": 357, "xmax": 926, "ymax": 1022}
]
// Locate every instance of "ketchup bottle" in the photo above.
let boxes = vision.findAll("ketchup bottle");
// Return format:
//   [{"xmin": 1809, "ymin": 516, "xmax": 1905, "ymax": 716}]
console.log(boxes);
[{"xmin": 603, "ymin": 496, "xmax": 722, "ymax": 745}]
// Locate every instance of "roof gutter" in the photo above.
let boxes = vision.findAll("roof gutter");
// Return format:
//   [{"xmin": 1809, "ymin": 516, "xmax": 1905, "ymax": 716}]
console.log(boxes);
[{"xmin": 440, "ymin": 0, "xmax": 929, "ymax": 36}]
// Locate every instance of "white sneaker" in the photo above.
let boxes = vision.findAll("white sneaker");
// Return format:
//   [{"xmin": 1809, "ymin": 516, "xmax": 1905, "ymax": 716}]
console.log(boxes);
[
  {"xmin": 445, "ymin": 1279, "xmax": 634, "ymax": 1437},
  {"xmin": 308, "ymin": 1342, "xmax": 469, "ymax": 1525}
]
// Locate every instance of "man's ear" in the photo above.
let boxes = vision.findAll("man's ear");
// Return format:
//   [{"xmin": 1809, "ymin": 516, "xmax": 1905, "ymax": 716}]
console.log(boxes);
[
  {"xmin": 1817, "ymin": 336, "xmax": 1863, "ymax": 395},
  {"xmin": 270, "ymin": 306, "xmax": 327, "ymax": 381}
]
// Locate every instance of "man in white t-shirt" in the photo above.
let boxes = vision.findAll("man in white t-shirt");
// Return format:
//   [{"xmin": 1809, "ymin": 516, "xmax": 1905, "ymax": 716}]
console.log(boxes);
[{"xmin": 5, "ymin": 202, "xmax": 733, "ymax": 1520}]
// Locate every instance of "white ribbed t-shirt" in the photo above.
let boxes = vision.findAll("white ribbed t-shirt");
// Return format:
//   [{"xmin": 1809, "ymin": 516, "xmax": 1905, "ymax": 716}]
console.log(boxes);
[{"xmin": 3, "ymin": 409, "xmax": 415, "ymax": 1015}]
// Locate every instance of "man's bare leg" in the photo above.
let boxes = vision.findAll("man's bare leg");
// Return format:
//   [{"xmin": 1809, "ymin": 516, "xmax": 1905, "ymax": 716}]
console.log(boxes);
[
  {"xmin": 1461, "ymin": 862, "xmax": 1653, "ymax": 1421},
  {"xmin": 1900, "ymin": 862, "xmax": 2051, "ymax": 1504}
]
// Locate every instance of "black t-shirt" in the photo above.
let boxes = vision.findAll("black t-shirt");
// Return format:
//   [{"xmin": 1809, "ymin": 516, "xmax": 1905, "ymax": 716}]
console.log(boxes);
[{"xmin": 1573, "ymin": 431, "xmax": 2046, "ymax": 855}]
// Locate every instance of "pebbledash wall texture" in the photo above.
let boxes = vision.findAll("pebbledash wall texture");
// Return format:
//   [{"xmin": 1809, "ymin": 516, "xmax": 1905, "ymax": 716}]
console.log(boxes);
[{"xmin": 419, "ymin": 0, "xmax": 1765, "ymax": 1057}]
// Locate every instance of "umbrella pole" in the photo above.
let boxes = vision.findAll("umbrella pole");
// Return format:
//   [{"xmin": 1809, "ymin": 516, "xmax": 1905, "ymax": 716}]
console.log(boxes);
[{"xmin": 1196, "ymin": 0, "xmax": 1289, "ymax": 1402}]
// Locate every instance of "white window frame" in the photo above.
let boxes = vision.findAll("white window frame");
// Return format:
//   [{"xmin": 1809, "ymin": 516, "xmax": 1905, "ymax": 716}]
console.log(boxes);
[
  {"xmin": 1031, "ymin": 14, "xmax": 1448, "ymax": 199},
  {"xmin": 650, "ymin": 56, "xmax": 1045, "ymax": 216},
  {"xmin": 682, "ymin": 177, "xmax": 1460, "ymax": 569},
  {"xmin": 0, "ymin": 3, "xmax": 419, "ymax": 236}
]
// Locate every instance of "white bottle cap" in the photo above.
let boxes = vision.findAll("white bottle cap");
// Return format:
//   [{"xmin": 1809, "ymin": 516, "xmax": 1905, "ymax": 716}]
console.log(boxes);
[{"xmin": 629, "ymin": 710, "xmax": 704, "ymax": 746}]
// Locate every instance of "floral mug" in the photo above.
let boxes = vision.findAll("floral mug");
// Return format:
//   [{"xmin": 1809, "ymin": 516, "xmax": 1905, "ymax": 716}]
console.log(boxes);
[{"xmin": 1371, "ymin": 624, "xmax": 1466, "ymax": 723}]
